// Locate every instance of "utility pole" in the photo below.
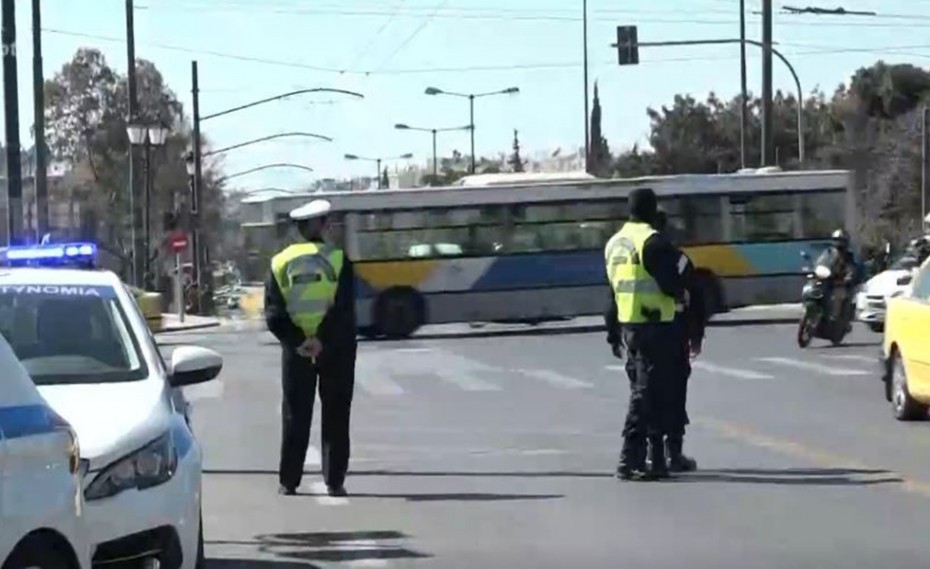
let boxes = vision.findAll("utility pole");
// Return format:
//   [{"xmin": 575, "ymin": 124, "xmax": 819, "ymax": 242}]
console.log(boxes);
[
  {"xmin": 125, "ymin": 0, "xmax": 142, "ymax": 286},
  {"xmin": 761, "ymin": 0, "xmax": 775, "ymax": 166},
  {"xmin": 739, "ymin": 0, "xmax": 748, "ymax": 169},
  {"xmin": 3, "ymin": 0, "xmax": 23, "ymax": 246},
  {"xmin": 191, "ymin": 61, "xmax": 204, "ymax": 310},
  {"xmin": 583, "ymin": 0, "xmax": 590, "ymax": 173},
  {"xmin": 32, "ymin": 0, "xmax": 47, "ymax": 239}
]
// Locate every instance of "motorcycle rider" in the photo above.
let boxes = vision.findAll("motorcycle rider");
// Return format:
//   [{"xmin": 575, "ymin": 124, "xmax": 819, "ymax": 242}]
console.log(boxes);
[{"xmin": 815, "ymin": 229, "xmax": 858, "ymax": 325}]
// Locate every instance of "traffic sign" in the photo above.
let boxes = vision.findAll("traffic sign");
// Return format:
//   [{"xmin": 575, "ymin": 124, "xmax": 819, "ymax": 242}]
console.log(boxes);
[{"xmin": 168, "ymin": 230, "xmax": 189, "ymax": 253}]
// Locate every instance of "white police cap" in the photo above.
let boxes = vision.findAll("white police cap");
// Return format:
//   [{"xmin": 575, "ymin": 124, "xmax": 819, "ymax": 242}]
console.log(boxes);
[{"xmin": 288, "ymin": 199, "xmax": 332, "ymax": 221}]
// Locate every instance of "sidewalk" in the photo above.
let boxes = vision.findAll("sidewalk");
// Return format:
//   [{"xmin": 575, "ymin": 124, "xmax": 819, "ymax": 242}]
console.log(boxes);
[{"xmin": 159, "ymin": 313, "xmax": 223, "ymax": 333}]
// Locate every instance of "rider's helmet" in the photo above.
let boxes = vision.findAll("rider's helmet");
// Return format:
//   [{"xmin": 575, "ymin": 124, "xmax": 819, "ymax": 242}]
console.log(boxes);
[{"xmin": 831, "ymin": 228, "xmax": 850, "ymax": 250}]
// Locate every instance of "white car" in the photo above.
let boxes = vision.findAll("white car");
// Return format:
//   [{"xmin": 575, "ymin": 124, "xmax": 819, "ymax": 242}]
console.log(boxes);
[
  {"xmin": 0, "ymin": 242, "xmax": 223, "ymax": 569},
  {"xmin": 856, "ymin": 255, "xmax": 921, "ymax": 332},
  {"xmin": 0, "ymin": 328, "xmax": 92, "ymax": 569}
]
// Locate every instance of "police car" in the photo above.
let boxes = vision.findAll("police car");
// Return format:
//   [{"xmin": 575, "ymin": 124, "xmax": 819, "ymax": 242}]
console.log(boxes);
[
  {"xmin": 0, "ymin": 242, "xmax": 223, "ymax": 569},
  {"xmin": 0, "ymin": 329, "xmax": 92, "ymax": 569}
]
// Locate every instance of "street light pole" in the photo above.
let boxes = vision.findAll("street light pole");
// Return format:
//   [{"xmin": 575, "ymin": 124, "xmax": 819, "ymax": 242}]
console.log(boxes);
[
  {"xmin": 739, "ymin": 0, "xmax": 748, "ymax": 169},
  {"xmin": 424, "ymin": 86, "xmax": 520, "ymax": 176},
  {"xmin": 469, "ymin": 95, "xmax": 476, "ymax": 174},
  {"xmin": 395, "ymin": 124, "xmax": 470, "ymax": 183},
  {"xmin": 32, "ymin": 0, "xmax": 48, "ymax": 239},
  {"xmin": 344, "ymin": 154, "xmax": 413, "ymax": 190},
  {"xmin": 432, "ymin": 130, "xmax": 438, "ymax": 179},
  {"xmin": 189, "ymin": 67, "xmax": 364, "ymax": 312},
  {"xmin": 3, "ymin": 0, "xmax": 23, "ymax": 246},
  {"xmin": 761, "ymin": 0, "xmax": 774, "ymax": 166}
]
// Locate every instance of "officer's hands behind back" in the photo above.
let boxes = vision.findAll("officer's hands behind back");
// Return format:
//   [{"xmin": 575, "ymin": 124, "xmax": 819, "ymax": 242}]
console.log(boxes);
[{"xmin": 297, "ymin": 337, "xmax": 322, "ymax": 359}]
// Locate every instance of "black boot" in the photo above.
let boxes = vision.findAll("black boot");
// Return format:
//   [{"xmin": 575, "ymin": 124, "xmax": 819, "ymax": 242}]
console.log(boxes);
[
  {"xmin": 646, "ymin": 437, "xmax": 670, "ymax": 479},
  {"xmin": 616, "ymin": 437, "xmax": 649, "ymax": 481},
  {"xmin": 666, "ymin": 436, "xmax": 697, "ymax": 472}
]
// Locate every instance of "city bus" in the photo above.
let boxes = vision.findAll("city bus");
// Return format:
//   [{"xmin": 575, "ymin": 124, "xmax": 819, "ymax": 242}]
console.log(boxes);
[{"xmin": 239, "ymin": 168, "xmax": 855, "ymax": 338}]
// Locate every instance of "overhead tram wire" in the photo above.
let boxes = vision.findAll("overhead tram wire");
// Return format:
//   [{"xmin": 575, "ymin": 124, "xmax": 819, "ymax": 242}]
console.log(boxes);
[
  {"xmin": 40, "ymin": 28, "xmax": 930, "ymax": 76},
  {"xmin": 129, "ymin": 2, "xmax": 930, "ymax": 27},
  {"xmin": 371, "ymin": 0, "xmax": 451, "ymax": 73}
]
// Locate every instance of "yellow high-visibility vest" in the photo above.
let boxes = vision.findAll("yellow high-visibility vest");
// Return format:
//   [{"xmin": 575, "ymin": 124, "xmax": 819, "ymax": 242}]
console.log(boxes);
[
  {"xmin": 271, "ymin": 241, "xmax": 344, "ymax": 337},
  {"xmin": 604, "ymin": 221, "xmax": 676, "ymax": 324}
]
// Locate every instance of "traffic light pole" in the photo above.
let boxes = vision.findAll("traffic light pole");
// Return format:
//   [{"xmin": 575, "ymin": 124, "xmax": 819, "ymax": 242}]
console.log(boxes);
[
  {"xmin": 2, "ymin": 0, "xmax": 23, "ymax": 246},
  {"xmin": 612, "ymin": 34, "xmax": 805, "ymax": 165}
]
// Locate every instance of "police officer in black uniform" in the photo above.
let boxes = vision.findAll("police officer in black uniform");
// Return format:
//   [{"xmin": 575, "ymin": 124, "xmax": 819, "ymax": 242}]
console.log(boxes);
[
  {"xmin": 604, "ymin": 188, "xmax": 685, "ymax": 480},
  {"xmin": 264, "ymin": 200, "xmax": 358, "ymax": 497},
  {"xmin": 652, "ymin": 209, "xmax": 705, "ymax": 472}
]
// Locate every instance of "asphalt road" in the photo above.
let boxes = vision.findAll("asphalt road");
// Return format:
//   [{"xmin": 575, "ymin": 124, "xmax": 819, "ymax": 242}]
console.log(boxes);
[{"xmin": 160, "ymin": 321, "xmax": 930, "ymax": 569}]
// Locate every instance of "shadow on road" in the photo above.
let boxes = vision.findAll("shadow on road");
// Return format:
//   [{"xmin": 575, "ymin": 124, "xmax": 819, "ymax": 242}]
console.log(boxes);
[
  {"xmin": 305, "ymin": 491, "xmax": 564, "ymax": 502},
  {"xmin": 204, "ymin": 468, "xmax": 613, "ymax": 478},
  {"xmin": 206, "ymin": 531, "xmax": 432, "ymax": 564},
  {"xmin": 668, "ymin": 467, "xmax": 902, "ymax": 486},
  {"xmin": 809, "ymin": 341, "xmax": 880, "ymax": 349},
  {"xmin": 208, "ymin": 559, "xmax": 321, "ymax": 569}
]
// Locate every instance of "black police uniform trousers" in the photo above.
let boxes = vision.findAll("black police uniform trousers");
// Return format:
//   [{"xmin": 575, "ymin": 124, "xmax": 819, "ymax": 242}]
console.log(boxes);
[
  {"xmin": 621, "ymin": 323, "xmax": 675, "ymax": 458},
  {"xmin": 666, "ymin": 316, "xmax": 691, "ymax": 439},
  {"xmin": 279, "ymin": 346, "xmax": 355, "ymax": 490}
]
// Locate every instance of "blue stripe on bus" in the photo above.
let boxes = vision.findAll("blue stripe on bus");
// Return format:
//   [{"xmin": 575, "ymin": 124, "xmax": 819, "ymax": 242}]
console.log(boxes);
[
  {"xmin": 473, "ymin": 251, "xmax": 605, "ymax": 290},
  {"xmin": 733, "ymin": 241, "xmax": 832, "ymax": 274},
  {"xmin": 0, "ymin": 403, "xmax": 67, "ymax": 440}
]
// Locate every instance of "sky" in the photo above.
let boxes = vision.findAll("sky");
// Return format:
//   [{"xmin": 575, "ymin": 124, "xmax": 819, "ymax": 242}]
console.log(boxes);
[{"xmin": 3, "ymin": 0, "xmax": 930, "ymax": 194}]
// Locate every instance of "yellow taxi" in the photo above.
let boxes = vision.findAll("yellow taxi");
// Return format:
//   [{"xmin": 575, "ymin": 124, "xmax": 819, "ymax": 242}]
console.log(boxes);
[
  {"xmin": 126, "ymin": 285, "xmax": 164, "ymax": 333},
  {"xmin": 882, "ymin": 255, "xmax": 930, "ymax": 420}
]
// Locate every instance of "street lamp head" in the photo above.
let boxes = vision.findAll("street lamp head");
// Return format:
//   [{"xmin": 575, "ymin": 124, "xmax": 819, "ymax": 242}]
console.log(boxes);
[
  {"xmin": 503, "ymin": 87, "xmax": 520, "ymax": 95},
  {"xmin": 126, "ymin": 124, "xmax": 147, "ymax": 145},
  {"xmin": 395, "ymin": 123, "xmax": 410, "ymax": 130},
  {"xmin": 424, "ymin": 87, "xmax": 443, "ymax": 96},
  {"xmin": 399, "ymin": 153, "xmax": 414, "ymax": 159},
  {"xmin": 344, "ymin": 154, "xmax": 360, "ymax": 160},
  {"xmin": 148, "ymin": 125, "xmax": 170, "ymax": 146}
]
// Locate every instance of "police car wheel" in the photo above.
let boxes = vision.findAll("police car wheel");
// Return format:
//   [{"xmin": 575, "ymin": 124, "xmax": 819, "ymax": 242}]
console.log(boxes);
[
  {"xmin": 194, "ymin": 511, "xmax": 205, "ymax": 569},
  {"xmin": 3, "ymin": 534, "xmax": 73, "ymax": 569}
]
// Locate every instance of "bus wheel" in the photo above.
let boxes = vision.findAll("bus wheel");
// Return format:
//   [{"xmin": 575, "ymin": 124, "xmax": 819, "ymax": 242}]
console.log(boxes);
[{"xmin": 374, "ymin": 287, "xmax": 425, "ymax": 339}]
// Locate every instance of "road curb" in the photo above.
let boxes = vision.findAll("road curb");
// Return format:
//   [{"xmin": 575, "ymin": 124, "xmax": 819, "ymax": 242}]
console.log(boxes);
[{"xmin": 157, "ymin": 322, "xmax": 223, "ymax": 334}]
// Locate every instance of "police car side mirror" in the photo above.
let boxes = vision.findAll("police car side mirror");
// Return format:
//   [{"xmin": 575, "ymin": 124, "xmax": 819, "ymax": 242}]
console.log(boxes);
[{"xmin": 168, "ymin": 346, "xmax": 223, "ymax": 387}]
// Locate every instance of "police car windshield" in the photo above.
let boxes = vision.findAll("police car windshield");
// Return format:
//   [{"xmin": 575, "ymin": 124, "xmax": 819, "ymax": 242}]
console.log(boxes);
[{"xmin": 0, "ymin": 283, "xmax": 147, "ymax": 385}]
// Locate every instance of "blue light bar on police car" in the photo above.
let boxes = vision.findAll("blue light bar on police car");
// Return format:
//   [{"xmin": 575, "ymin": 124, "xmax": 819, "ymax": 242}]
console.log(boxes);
[{"xmin": 3, "ymin": 242, "xmax": 97, "ymax": 262}]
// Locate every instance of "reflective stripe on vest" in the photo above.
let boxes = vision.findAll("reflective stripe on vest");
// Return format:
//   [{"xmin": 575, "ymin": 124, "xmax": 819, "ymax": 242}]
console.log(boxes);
[
  {"xmin": 271, "ymin": 242, "xmax": 345, "ymax": 337},
  {"xmin": 604, "ymin": 222, "xmax": 676, "ymax": 324}
]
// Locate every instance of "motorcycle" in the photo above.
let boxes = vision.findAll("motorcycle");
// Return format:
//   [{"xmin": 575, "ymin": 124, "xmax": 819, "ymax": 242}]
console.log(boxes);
[{"xmin": 797, "ymin": 251, "xmax": 852, "ymax": 348}]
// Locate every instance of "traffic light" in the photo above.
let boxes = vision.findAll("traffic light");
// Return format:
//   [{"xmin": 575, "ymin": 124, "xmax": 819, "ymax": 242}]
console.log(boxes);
[{"xmin": 615, "ymin": 26, "xmax": 639, "ymax": 65}]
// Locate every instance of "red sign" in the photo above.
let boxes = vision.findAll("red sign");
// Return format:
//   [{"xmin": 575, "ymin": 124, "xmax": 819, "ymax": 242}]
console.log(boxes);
[{"xmin": 168, "ymin": 230, "xmax": 189, "ymax": 253}]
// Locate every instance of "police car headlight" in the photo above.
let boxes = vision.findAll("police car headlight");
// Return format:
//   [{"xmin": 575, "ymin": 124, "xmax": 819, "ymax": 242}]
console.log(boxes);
[{"xmin": 84, "ymin": 433, "xmax": 177, "ymax": 501}]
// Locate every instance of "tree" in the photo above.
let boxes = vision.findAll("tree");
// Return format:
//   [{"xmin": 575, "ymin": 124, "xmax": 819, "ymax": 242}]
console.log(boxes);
[
  {"xmin": 589, "ymin": 82, "xmax": 612, "ymax": 177},
  {"xmin": 610, "ymin": 59, "xmax": 930, "ymax": 250},
  {"xmin": 43, "ymin": 48, "xmax": 226, "ymax": 282},
  {"xmin": 508, "ymin": 129, "xmax": 525, "ymax": 172},
  {"xmin": 381, "ymin": 167, "xmax": 389, "ymax": 189}
]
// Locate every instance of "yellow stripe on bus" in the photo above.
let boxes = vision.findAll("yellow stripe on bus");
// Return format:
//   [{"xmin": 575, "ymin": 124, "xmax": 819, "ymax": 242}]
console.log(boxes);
[
  {"xmin": 355, "ymin": 260, "xmax": 440, "ymax": 289},
  {"xmin": 683, "ymin": 244, "xmax": 756, "ymax": 277}
]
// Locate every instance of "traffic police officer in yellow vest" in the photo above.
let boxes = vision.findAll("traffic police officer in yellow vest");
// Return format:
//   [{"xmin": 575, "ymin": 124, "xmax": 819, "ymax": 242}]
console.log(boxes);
[
  {"xmin": 604, "ymin": 188, "xmax": 685, "ymax": 481},
  {"xmin": 264, "ymin": 199, "xmax": 357, "ymax": 496}
]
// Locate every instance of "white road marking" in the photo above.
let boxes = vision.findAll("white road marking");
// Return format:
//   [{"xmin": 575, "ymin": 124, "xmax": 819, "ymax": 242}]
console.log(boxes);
[
  {"xmin": 515, "ymin": 369, "xmax": 592, "ymax": 389},
  {"xmin": 604, "ymin": 364, "xmax": 626, "ymax": 372},
  {"xmin": 395, "ymin": 347, "xmax": 432, "ymax": 353},
  {"xmin": 436, "ymin": 370, "xmax": 501, "ymax": 391},
  {"xmin": 357, "ymin": 375, "xmax": 405, "ymax": 396},
  {"xmin": 309, "ymin": 481, "xmax": 350, "ymax": 506},
  {"xmin": 756, "ymin": 356, "xmax": 870, "ymax": 376},
  {"xmin": 304, "ymin": 445, "xmax": 320, "ymax": 467},
  {"xmin": 821, "ymin": 354, "xmax": 877, "ymax": 364},
  {"xmin": 182, "ymin": 380, "xmax": 224, "ymax": 401},
  {"xmin": 691, "ymin": 361, "xmax": 774, "ymax": 380},
  {"xmin": 342, "ymin": 539, "xmax": 390, "ymax": 567}
]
